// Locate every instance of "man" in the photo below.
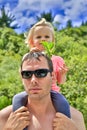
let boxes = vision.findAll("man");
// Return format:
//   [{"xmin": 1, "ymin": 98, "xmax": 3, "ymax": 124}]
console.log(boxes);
[{"xmin": 0, "ymin": 51, "xmax": 85, "ymax": 130}]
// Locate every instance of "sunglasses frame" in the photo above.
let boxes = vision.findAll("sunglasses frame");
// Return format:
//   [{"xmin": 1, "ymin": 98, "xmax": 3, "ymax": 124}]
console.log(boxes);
[{"xmin": 21, "ymin": 69, "xmax": 52, "ymax": 79}]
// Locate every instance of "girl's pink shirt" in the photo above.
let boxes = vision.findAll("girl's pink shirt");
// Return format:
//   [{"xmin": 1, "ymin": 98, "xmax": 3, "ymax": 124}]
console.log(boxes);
[
  {"xmin": 52, "ymin": 83, "xmax": 60, "ymax": 92},
  {"xmin": 51, "ymin": 55, "xmax": 65, "ymax": 92}
]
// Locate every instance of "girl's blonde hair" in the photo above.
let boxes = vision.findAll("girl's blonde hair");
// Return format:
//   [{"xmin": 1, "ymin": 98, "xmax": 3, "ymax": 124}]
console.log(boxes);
[{"xmin": 25, "ymin": 18, "xmax": 55, "ymax": 48}]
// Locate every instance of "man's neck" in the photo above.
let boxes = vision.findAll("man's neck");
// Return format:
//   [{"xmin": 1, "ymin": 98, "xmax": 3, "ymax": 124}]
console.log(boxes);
[{"xmin": 27, "ymin": 94, "xmax": 55, "ymax": 116}]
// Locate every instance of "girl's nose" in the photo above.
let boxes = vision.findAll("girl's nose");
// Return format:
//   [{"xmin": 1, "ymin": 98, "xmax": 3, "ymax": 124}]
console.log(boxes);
[{"xmin": 41, "ymin": 37, "xmax": 46, "ymax": 41}]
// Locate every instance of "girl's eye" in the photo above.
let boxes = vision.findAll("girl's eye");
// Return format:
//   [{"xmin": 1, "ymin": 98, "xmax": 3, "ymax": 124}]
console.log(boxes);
[
  {"xmin": 45, "ymin": 35, "xmax": 50, "ymax": 38},
  {"xmin": 36, "ymin": 36, "xmax": 41, "ymax": 39}
]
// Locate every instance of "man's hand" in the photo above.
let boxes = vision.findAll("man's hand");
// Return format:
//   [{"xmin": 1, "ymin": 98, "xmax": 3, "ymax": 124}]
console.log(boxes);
[
  {"xmin": 3, "ymin": 106, "xmax": 31, "ymax": 130},
  {"xmin": 53, "ymin": 112, "xmax": 78, "ymax": 130}
]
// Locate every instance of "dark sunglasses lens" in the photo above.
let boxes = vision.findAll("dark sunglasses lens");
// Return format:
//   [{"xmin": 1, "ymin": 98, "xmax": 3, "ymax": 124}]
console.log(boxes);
[
  {"xmin": 21, "ymin": 69, "xmax": 51, "ymax": 79},
  {"xmin": 35, "ymin": 69, "xmax": 48, "ymax": 78},
  {"xmin": 21, "ymin": 71, "xmax": 32, "ymax": 79}
]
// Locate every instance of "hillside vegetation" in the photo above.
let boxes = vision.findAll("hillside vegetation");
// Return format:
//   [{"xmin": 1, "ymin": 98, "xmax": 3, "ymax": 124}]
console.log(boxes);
[{"xmin": 0, "ymin": 26, "xmax": 87, "ymax": 127}]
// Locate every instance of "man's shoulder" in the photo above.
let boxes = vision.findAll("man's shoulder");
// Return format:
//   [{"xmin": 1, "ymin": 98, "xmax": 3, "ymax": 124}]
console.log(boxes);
[
  {"xmin": 70, "ymin": 106, "xmax": 86, "ymax": 130},
  {"xmin": 70, "ymin": 106, "xmax": 83, "ymax": 117},
  {"xmin": 0, "ymin": 105, "xmax": 12, "ymax": 119}
]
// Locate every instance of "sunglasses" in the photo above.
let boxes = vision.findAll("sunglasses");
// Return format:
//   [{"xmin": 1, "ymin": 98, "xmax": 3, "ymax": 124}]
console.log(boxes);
[{"xmin": 21, "ymin": 69, "xmax": 51, "ymax": 79}]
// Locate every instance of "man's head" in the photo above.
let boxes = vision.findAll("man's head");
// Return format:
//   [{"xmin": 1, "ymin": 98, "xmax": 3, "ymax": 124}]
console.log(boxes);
[
  {"xmin": 20, "ymin": 50, "xmax": 54, "ymax": 99},
  {"xmin": 25, "ymin": 18, "xmax": 55, "ymax": 50},
  {"xmin": 21, "ymin": 50, "xmax": 53, "ymax": 72}
]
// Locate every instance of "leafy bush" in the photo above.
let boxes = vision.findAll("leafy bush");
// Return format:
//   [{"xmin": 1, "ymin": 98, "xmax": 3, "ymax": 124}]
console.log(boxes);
[{"xmin": 0, "ymin": 26, "xmax": 87, "ymax": 128}]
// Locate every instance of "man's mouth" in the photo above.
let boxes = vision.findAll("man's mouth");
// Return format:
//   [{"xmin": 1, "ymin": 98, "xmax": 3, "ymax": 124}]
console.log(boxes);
[{"xmin": 29, "ymin": 88, "xmax": 42, "ymax": 93}]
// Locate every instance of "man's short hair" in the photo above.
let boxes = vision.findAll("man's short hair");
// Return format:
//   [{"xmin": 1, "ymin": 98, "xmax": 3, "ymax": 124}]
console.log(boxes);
[{"xmin": 21, "ymin": 50, "xmax": 53, "ymax": 72}]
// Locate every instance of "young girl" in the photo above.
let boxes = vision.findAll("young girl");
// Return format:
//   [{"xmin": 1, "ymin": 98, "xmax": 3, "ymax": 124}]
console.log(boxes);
[{"xmin": 25, "ymin": 18, "xmax": 68, "ymax": 91}]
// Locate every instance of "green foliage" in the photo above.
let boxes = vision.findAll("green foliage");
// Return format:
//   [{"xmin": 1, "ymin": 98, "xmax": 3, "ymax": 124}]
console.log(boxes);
[
  {"xmin": 54, "ymin": 27, "xmax": 87, "ymax": 127},
  {"xmin": 66, "ymin": 20, "xmax": 72, "ymax": 28},
  {"xmin": 0, "ymin": 26, "xmax": 87, "ymax": 128},
  {"xmin": 0, "ymin": 96, "xmax": 12, "ymax": 109},
  {"xmin": 0, "ymin": 27, "xmax": 28, "ymax": 109},
  {"xmin": 36, "ymin": 11, "xmax": 54, "ymax": 22},
  {"xmin": 0, "ymin": 6, "xmax": 19, "ymax": 29},
  {"xmin": 0, "ymin": 27, "xmax": 29, "ymax": 54},
  {"xmin": 41, "ymin": 41, "xmax": 55, "ymax": 57},
  {"xmin": 0, "ymin": 53, "xmax": 24, "ymax": 99}
]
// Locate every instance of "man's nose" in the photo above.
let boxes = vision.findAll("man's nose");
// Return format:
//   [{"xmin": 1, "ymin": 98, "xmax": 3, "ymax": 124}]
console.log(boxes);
[{"xmin": 31, "ymin": 74, "xmax": 38, "ymax": 84}]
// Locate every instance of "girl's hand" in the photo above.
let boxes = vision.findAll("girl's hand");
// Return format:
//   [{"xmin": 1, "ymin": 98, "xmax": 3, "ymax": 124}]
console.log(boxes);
[{"xmin": 58, "ymin": 64, "xmax": 69, "ymax": 84}]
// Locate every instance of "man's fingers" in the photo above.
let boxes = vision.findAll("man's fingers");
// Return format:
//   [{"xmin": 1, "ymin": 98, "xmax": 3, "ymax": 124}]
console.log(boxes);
[{"xmin": 14, "ymin": 106, "xmax": 28, "ymax": 113}]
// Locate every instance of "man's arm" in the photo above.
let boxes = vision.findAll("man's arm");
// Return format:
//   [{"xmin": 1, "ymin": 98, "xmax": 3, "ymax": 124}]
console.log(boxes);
[
  {"xmin": 53, "ymin": 106, "xmax": 86, "ymax": 130},
  {"xmin": 0, "ymin": 105, "xmax": 12, "ymax": 130},
  {"xmin": 70, "ymin": 106, "xmax": 86, "ymax": 130},
  {"xmin": 0, "ymin": 105, "xmax": 30, "ymax": 130}
]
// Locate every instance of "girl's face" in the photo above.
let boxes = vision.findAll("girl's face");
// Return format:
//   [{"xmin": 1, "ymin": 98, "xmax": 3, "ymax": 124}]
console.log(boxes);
[{"xmin": 32, "ymin": 26, "xmax": 53, "ymax": 51}]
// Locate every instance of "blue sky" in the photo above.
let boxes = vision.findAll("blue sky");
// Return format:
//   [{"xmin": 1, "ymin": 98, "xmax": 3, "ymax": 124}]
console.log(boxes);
[{"xmin": 0, "ymin": 0, "xmax": 87, "ymax": 33}]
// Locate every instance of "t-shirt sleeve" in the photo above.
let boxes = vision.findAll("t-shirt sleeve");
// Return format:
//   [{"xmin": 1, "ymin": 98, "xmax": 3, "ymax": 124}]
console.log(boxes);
[{"xmin": 51, "ymin": 55, "xmax": 65, "ymax": 84}]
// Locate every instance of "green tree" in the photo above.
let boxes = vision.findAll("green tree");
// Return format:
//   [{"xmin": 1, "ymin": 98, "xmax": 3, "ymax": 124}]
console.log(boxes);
[
  {"xmin": 0, "ymin": 27, "xmax": 28, "ymax": 54},
  {"xmin": 0, "ymin": 26, "xmax": 87, "ymax": 128},
  {"xmin": 66, "ymin": 19, "xmax": 72, "ymax": 28},
  {"xmin": 36, "ymin": 11, "xmax": 54, "ymax": 22},
  {"xmin": 0, "ymin": 6, "xmax": 19, "ymax": 29}
]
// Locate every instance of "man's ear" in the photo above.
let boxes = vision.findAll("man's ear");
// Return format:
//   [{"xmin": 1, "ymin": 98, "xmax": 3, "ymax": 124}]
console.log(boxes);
[
  {"xmin": 19, "ymin": 67, "xmax": 22, "ymax": 79},
  {"xmin": 19, "ymin": 68, "xmax": 25, "ymax": 86}
]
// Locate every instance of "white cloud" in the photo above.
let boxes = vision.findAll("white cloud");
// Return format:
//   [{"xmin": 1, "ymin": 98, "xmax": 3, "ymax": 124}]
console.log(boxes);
[
  {"xmin": 63, "ymin": 0, "xmax": 87, "ymax": 20},
  {"xmin": 72, "ymin": 21, "xmax": 82, "ymax": 27},
  {"xmin": 1, "ymin": 0, "xmax": 87, "ymax": 21},
  {"xmin": 18, "ymin": 16, "xmax": 35, "ymax": 27},
  {"xmin": 13, "ymin": 0, "xmax": 64, "ymax": 14},
  {"xmin": 0, "ymin": 0, "xmax": 87, "ymax": 32},
  {"xmin": 53, "ymin": 14, "xmax": 69, "ymax": 23},
  {"xmin": 0, "ymin": 10, "xmax": 1, "ymax": 17},
  {"xmin": 53, "ymin": 0, "xmax": 87, "ymax": 29},
  {"xmin": 0, "ymin": 0, "xmax": 4, "ymax": 3},
  {"xmin": 13, "ymin": 0, "xmax": 40, "ymax": 12}
]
